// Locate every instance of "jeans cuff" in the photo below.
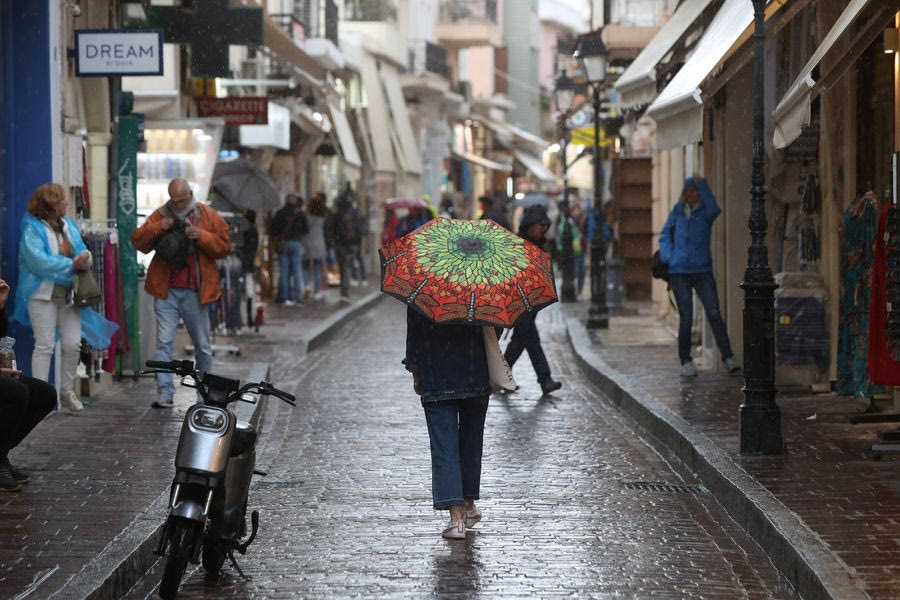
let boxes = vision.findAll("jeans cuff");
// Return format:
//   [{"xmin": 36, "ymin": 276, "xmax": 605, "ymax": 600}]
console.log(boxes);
[{"xmin": 433, "ymin": 497, "xmax": 464, "ymax": 510}]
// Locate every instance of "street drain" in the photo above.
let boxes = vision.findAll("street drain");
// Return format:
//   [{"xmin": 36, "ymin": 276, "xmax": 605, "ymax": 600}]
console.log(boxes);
[{"xmin": 621, "ymin": 481, "xmax": 706, "ymax": 494}]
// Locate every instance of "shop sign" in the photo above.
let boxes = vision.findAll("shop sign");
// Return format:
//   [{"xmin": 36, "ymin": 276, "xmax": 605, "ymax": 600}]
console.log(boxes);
[
  {"xmin": 75, "ymin": 29, "xmax": 163, "ymax": 77},
  {"xmin": 196, "ymin": 97, "xmax": 269, "ymax": 126}
]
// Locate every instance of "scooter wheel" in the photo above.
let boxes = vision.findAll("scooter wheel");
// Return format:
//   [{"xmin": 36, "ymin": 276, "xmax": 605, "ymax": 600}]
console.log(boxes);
[
  {"xmin": 159, "ymin": 521, "xmax": 197, "ymax": 600},
  {"xmin": 202, "ymin": 539, "xmax": 228, "ymax": 573}
]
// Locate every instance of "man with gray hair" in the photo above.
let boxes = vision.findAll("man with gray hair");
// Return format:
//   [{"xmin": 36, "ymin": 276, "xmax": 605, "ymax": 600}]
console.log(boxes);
[{"xmin": 131, "ymin": 178, "xmax": 231, "ymax": 407}]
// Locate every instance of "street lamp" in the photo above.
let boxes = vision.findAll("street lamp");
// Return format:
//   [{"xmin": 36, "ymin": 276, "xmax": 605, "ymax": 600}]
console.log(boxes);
[
  {"xmin": 554, "ymin": 69, "xmax": 577, "ymax": 303},
  {"xmin": 739, "ymin": 0, "xmax": 784, "ymax": 454},
  {"xmin": 575, "ymin": 29, "xmax": 609, "ymax": 329}
]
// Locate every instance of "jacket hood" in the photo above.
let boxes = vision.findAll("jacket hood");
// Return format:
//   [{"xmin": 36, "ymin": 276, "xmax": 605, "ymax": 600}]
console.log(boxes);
[{"xmin": 519, "ymin": 205, "xmax": 551, "ymax": 231}]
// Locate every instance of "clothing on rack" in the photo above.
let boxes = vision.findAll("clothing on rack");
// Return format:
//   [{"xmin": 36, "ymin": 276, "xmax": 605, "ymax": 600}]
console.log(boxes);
[
  {"xmin": 837, "ymin": 194, "xmax": 885, "ymax": 397},
  {"xmin": 868, "ymin": 204, "xmax": 900, "ymax": 385}
]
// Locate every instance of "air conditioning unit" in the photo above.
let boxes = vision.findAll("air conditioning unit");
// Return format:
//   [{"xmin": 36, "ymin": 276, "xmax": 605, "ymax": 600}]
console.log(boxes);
[{"xmin": 240, "ymin": 59, "xmax": 259, "ymax": 80}]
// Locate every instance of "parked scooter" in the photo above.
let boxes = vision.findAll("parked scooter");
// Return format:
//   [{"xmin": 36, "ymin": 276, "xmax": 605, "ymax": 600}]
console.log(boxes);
[{"xmin": 142, "ymin": 359, "xmax": 295, "ymax": 600}]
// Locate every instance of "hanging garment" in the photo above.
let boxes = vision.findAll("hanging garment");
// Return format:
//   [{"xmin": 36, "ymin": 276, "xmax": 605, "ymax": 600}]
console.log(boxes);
[
  {"xmin": 868, "ymin": 204, "xmax": 900, "ymax": 384},
  {"xmin": 837, "ymin": 193, "xmax": 886, "ymax": 397}
]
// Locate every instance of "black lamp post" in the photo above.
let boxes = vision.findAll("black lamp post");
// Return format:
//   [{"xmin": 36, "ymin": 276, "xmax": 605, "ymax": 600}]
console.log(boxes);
[
  {"xmin": 739, "ymin": 0, "xmax": 784, "ymax": 455},
  {"xmin": 575, "ymin": 30, "xmax": 610, "ymax": 329},
  {"xmin": 554, "ymin": 69, "xmax": 577, "ymax": 303}
]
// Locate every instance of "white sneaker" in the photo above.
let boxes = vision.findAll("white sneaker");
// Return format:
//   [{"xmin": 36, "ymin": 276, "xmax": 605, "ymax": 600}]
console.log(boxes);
[
  {"xmin": 680, "ymin": 361, "xmax": 698, "ymax": 378},
  {"xmin": 464, "ymin": 507, "xmax": 482, "ymax": 528},
  {"xmin": 59, "ymin": 390, "xmax": 84, "ymax": 414},
  {"xmin": 724, "ymin": 357, "xmax": 741, "ymax": 374},
  {"xmin": 442, "ymin": 519, "xmax": 466, "ymax": 540},
  {"xmin": 284, "ymin": 299, "xmax": 296, "ymax": 306}
]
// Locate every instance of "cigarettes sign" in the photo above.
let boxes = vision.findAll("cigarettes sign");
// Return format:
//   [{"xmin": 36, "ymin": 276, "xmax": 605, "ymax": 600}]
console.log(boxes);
[
  {"xmin": 75, "ymin": 29, "xmax": 163, "ymax": 76},
  {"xmin": 196, "ymin": 97, "xmax": 269, "ymax": 126}
]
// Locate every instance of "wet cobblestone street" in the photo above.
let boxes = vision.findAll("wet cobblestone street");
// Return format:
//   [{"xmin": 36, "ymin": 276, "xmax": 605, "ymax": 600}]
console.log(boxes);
[{"xmin": 127, "ymin": 301, "xmax": 796, "ymax": 598}]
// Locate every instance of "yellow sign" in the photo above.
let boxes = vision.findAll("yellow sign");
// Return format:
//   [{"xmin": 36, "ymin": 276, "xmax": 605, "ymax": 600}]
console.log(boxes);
[{"xmin": 570, "ymin": 127, "xmax": 613, "ymax": 148}]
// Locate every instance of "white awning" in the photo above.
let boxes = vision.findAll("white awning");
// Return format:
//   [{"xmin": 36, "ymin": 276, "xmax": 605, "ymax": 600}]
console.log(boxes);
[
  {"xmin": 647, "ymin": 0, "xmax": 755, "ymax": 150},
  {"xmin": 359, "ymin": 52, "xmax": 395, "ymax": 173},
  {"xmin": 452, "ymin": 151, "xmax": 512, "ymax": 172},
  {"xmin": 773, "ymin": 0, "xmax": 897, "ymax": 148},
  {"xmin": 615, "ymin": 0, "xmax": 716, "ymax": 110},
  {"xmin": 514, "ymin": 150, "xmax": 556, "ymax": 183},
  {"xmin": 381, "ymin": 62, "xmax": 422, "ymax": 175},
  {"xmin": 326, "ymin": 102, "xmax": 362, "ymax": 169},
  {"xmin": 506, "ymin": 123, "xmax": 551, "ymax": 149}
]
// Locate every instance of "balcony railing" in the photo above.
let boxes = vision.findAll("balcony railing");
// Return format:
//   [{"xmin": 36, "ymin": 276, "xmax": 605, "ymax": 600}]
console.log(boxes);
[
  {"xmin": 344, "ymin": 0, "xmax": 397, "ymax": 23},
  {"xmin": 270, "ymin": 13, "xmax": 306, "ymax": 48},
  {"xmin": 438, "ymin": 0, "xmax": 498, "ymax": 25},
  {"xmin": 289, "ymin": 1, "xmax": 339, "ymax": 45}
]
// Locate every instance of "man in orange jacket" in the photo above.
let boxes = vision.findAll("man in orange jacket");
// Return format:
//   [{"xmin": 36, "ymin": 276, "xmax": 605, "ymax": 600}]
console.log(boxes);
[{"xmin": 131, "ymin": 178, "xmax": 231, "ymax": 407}]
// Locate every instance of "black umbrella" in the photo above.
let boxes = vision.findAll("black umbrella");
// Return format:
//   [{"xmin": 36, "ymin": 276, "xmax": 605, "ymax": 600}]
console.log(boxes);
[{"xmin": 211, "ymin": 159, "xmax": 282, "ymax": 213}]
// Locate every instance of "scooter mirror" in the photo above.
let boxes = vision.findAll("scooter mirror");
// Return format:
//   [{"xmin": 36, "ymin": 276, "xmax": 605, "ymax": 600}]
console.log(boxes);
[{"xmin": 240, "ymin": 393, "xmax": 258, "ymax": 404}]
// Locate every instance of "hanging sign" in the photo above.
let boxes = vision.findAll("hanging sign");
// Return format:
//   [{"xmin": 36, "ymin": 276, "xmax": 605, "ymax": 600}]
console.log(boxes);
[
  {"xmin": 196, "ymin": 97, "xmax": 269, "ymax": 126},
  {"xmin": 75, "ymin": 29, "xmax": 163, "ymax": 77}
]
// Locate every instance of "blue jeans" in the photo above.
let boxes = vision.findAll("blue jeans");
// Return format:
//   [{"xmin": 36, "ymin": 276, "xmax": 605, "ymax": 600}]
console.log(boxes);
[
  {"xmin": 278, "ymin": 240, "xmax": 304, "ymax": 302},
  {"xmin": 669, "ymin": 271, "xmax": 734, "ymax": 365},
  {"xmin": 423, "ymin": 395, "xmax": 489, "ymax": 510},
  {"xmin": 154, "ymin": 289, "xmax": 213, "ymax": 399},
  {"xmin": 307, "ymin": 258, "xmax": 323, "ymax": 293},
  {"xmin": 504, "ymin": 313, "xmax": 552, "ymax": 383}
]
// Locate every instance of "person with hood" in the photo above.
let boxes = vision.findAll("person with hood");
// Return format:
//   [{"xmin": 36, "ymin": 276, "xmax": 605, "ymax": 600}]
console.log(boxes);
[
  {"xmin": 480, "ymin": 195, "xmax": 510, "ymax": 231},
  {"xmin": 659, "ymin": 176, "xmax": 740, "ymax": 377},
  {"xmin": 405, "ymin": 306, "xmax": 490, "ymax": 540},
  {"xmin": 327, "ymin": 191, "xmax": 364, "ymax": 301},
  {"xmin": 131, "ymin": 178, "xmax": 231, "ymax": 408},
  {"xmin": 503, "ymin": 205, "xmax": 563, "ymax": 395},
  {"xmin": 13, "ymin": 183, "xmax": 118, "ymax": 414}
]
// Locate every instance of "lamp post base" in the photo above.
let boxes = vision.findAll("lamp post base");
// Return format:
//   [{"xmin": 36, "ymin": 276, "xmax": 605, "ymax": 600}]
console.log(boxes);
[
  {"xmin": 586, "ymin": 304, "xmax": 609, "ymax": 329},
  {"xmin": 739, "ymin": 400, "xmax": 785, "ymax": 455}
]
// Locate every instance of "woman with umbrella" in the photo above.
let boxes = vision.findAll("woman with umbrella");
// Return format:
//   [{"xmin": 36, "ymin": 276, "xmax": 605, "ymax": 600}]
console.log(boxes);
[{"xmin": 382, "ymin": 218, "xmax": 558, "ymax": 539}]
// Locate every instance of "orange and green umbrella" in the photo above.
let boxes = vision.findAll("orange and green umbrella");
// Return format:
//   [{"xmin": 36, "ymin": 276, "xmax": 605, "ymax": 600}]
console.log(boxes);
[{"xmin": 379, "ymin": 218, "xmax": 557, "ymax": 327}]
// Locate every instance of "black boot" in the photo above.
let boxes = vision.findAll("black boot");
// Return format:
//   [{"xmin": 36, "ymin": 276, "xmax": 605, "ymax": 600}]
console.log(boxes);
[
  {"xmin": 0, "ymin": 458, "xmax": 29, "ymax": 484},
  {"xmin": 540, "ymin": 379, "xmax": 562, "ymax": 395},
  {"xmin": 0, "ymin": 463, "xmax": 22, "ymax": 492}
]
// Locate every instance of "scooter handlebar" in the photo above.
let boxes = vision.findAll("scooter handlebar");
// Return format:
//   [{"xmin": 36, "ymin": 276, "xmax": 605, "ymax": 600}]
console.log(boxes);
[
  {"xmin": 257, "ymin": 381, "xmax": 296, "ymax": 406},
  {"xmin": 144, "ymin": 359, "xmax": 195, "ymax": 375}
]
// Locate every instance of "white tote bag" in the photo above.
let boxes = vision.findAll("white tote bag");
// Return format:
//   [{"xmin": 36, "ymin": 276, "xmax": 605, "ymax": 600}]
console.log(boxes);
[{"xmin": 482, "ymin": 326, "xmax": 517, "ymax": 392}]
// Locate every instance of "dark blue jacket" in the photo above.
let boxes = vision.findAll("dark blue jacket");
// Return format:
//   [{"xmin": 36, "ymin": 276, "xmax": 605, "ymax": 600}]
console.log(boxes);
[
  {"xmin": 659, "ymin": 178, "xmax": 721, "ymax": 274},
  {"xmin": 404, "ymin": 308, "xmax": 490, "ymax": 403}
]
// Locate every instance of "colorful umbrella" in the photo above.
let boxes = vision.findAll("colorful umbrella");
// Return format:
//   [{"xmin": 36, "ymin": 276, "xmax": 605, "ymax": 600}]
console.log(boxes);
[{"xmin": 380, "ymin": 218, "xmax": 557, "ymax": 327}]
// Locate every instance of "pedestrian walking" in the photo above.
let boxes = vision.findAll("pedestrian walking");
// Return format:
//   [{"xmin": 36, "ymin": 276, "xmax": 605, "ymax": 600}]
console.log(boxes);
[
  {"xmin": 131, "ymin": 178, "xmax": 231, "ymax": 408},
  {"xmin": 241, "ymin": 209, "xmax": 259, "ymax": 328},
  {"xmin": 12, "ymin": 183, "xmax": 117, "ymax": 414},
  {"xmin": 327, "ymin": 191, "xmax": 363, "ymax": 300},
  {"xmin": 658, "ymin": 176, "xmax": 740, "ymax": 377},
  {"xmin": 0, "ymin": 278, "xmax": 55, "ymax": 491},
  {"xmin": 560, "ymin": 202, "xmax": 587, "ymax": 297},
  {"xmin": 405, "ymin": 307, "xmax": 490, "ymax": 540},
  {"xmin": 270, "ymin": 194, "xmax": 309, "ymax": 305},
  {"xmin": 303, "ymin": 192, "xmax": 329, "ymax": 300},
  {"xmin": 503, "ymin": 205, "xmax": 563, "ymax": 394},
  {"xmin": 480, "ymin": 195, "xmax": 510, "ymax": 230},
  {"xmin": 395, "ymin": 207, "xmax": 429, "ymax": 238}
]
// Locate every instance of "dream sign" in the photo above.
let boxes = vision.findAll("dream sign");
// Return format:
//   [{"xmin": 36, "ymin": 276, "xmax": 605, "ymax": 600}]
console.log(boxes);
[{"xmin": 75, "ymin": 29, "xmax": 163, "ymax": 76}]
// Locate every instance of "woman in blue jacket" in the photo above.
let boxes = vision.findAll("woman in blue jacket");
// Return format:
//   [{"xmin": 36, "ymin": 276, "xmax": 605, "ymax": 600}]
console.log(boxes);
[{"xmin": 659, "ymin": 177, "xmax": 739, "ymax": 377}]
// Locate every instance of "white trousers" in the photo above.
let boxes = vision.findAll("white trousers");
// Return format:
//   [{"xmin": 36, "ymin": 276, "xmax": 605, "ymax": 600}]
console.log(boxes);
[{"xmin": 29, "ymin": 298, "xmax": 81, "ymax": 392}]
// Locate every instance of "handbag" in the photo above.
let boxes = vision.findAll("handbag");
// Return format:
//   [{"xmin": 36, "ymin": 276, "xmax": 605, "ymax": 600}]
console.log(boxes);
[
  {"xmin": 73, "ymin": 269, "xmax": 101, "ymax": 307},
  {"xmin": 482, "ymin": 326, "xmax": 516, "ymax": 392}
]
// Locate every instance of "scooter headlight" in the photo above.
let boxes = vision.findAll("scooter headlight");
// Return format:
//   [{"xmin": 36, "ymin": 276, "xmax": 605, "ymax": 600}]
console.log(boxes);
[{"xmin": 191, "ymin": 407, "xmax": 227, "ymax": 433}]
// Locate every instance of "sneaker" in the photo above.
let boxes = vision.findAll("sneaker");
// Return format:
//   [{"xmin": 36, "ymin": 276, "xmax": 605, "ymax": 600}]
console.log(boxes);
[
  {"xmin": 680, "ymin": 361, "xmax": 698, "ymax": 378},
  {"xmin": 339, "ymin": 295, "xmax": 352, "ymax": 304},
  {"xmin": 284, "ymin": 299, "xmax": 296, "ymax": 307},
  {"xmin": 315, "ymin": 291, "xmax": 327, "ymax": 301},
  {"xmin": 463, "ymin": 507, "xmax": 482, "ymax": 528},
  {"xmin": 0, "ymin": 466, "xmax": 22, "ymax": 492},
  {"xmin": 442, "ymin": 519, "xmax": 466, "ymax": 540},
  {"xmin": 540, "ymin": 379, "xmax": 562, "ymax": 395},
  {"xmin": 724, "ymin": 357, "xmax": 741, "ymax": 374},
  {"xmin": 152, "ymin": 395, "xmax": 175, "ymax": 409},
  {"xmin": 59, "ymin": 390, "xmax": 84, "ymax": 414},
  {"xmin": 1, "ymin": 459, "xmax": 29, "ymax": 484}
]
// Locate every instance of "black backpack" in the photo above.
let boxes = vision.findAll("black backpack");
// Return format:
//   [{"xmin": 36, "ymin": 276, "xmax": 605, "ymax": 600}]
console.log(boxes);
[
  {"xmin": 154, "ymin": 217, "xmax": 191, "ymax": 271},
  {"xmin": 651, "ymin": 250, "xmax": 670, "ymax": 282}
]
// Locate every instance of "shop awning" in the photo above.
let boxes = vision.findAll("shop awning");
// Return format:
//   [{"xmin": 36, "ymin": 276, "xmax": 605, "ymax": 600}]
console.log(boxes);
[
  {"xmin": 359, "ymin": 52, "xmax": 396, "ymax": 174},
  {"xmin": 615, "ymin": 0, "xmax": 716, "ymax": 110},
  {"xmin": 506, "ymin": 123, "xmax": 551, "ymax": 150},
  {"xmin": 260, "ymin": 11, "xmax": 326, "ymax": 82},
  {"xmin": 647, "ymin": 0, "xmax": 791, "ymax": 150},
  {"xmin": 513, "ymin": 150, "xmax": 556, "ymax": 183},
  {"xmin": 381, "ymin": 63, "xmax": 422, "ymax": 175},
  {"xmin": 327, "ymin": 101, "xmax": 362, "ymax": 169},
  {"xmin": 452, "ymin": 151, "xmax": 512, "ymax": 172},
  {"xmin": 773, "ymin": 0, "xmax": 898, "ymax": 149}
]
